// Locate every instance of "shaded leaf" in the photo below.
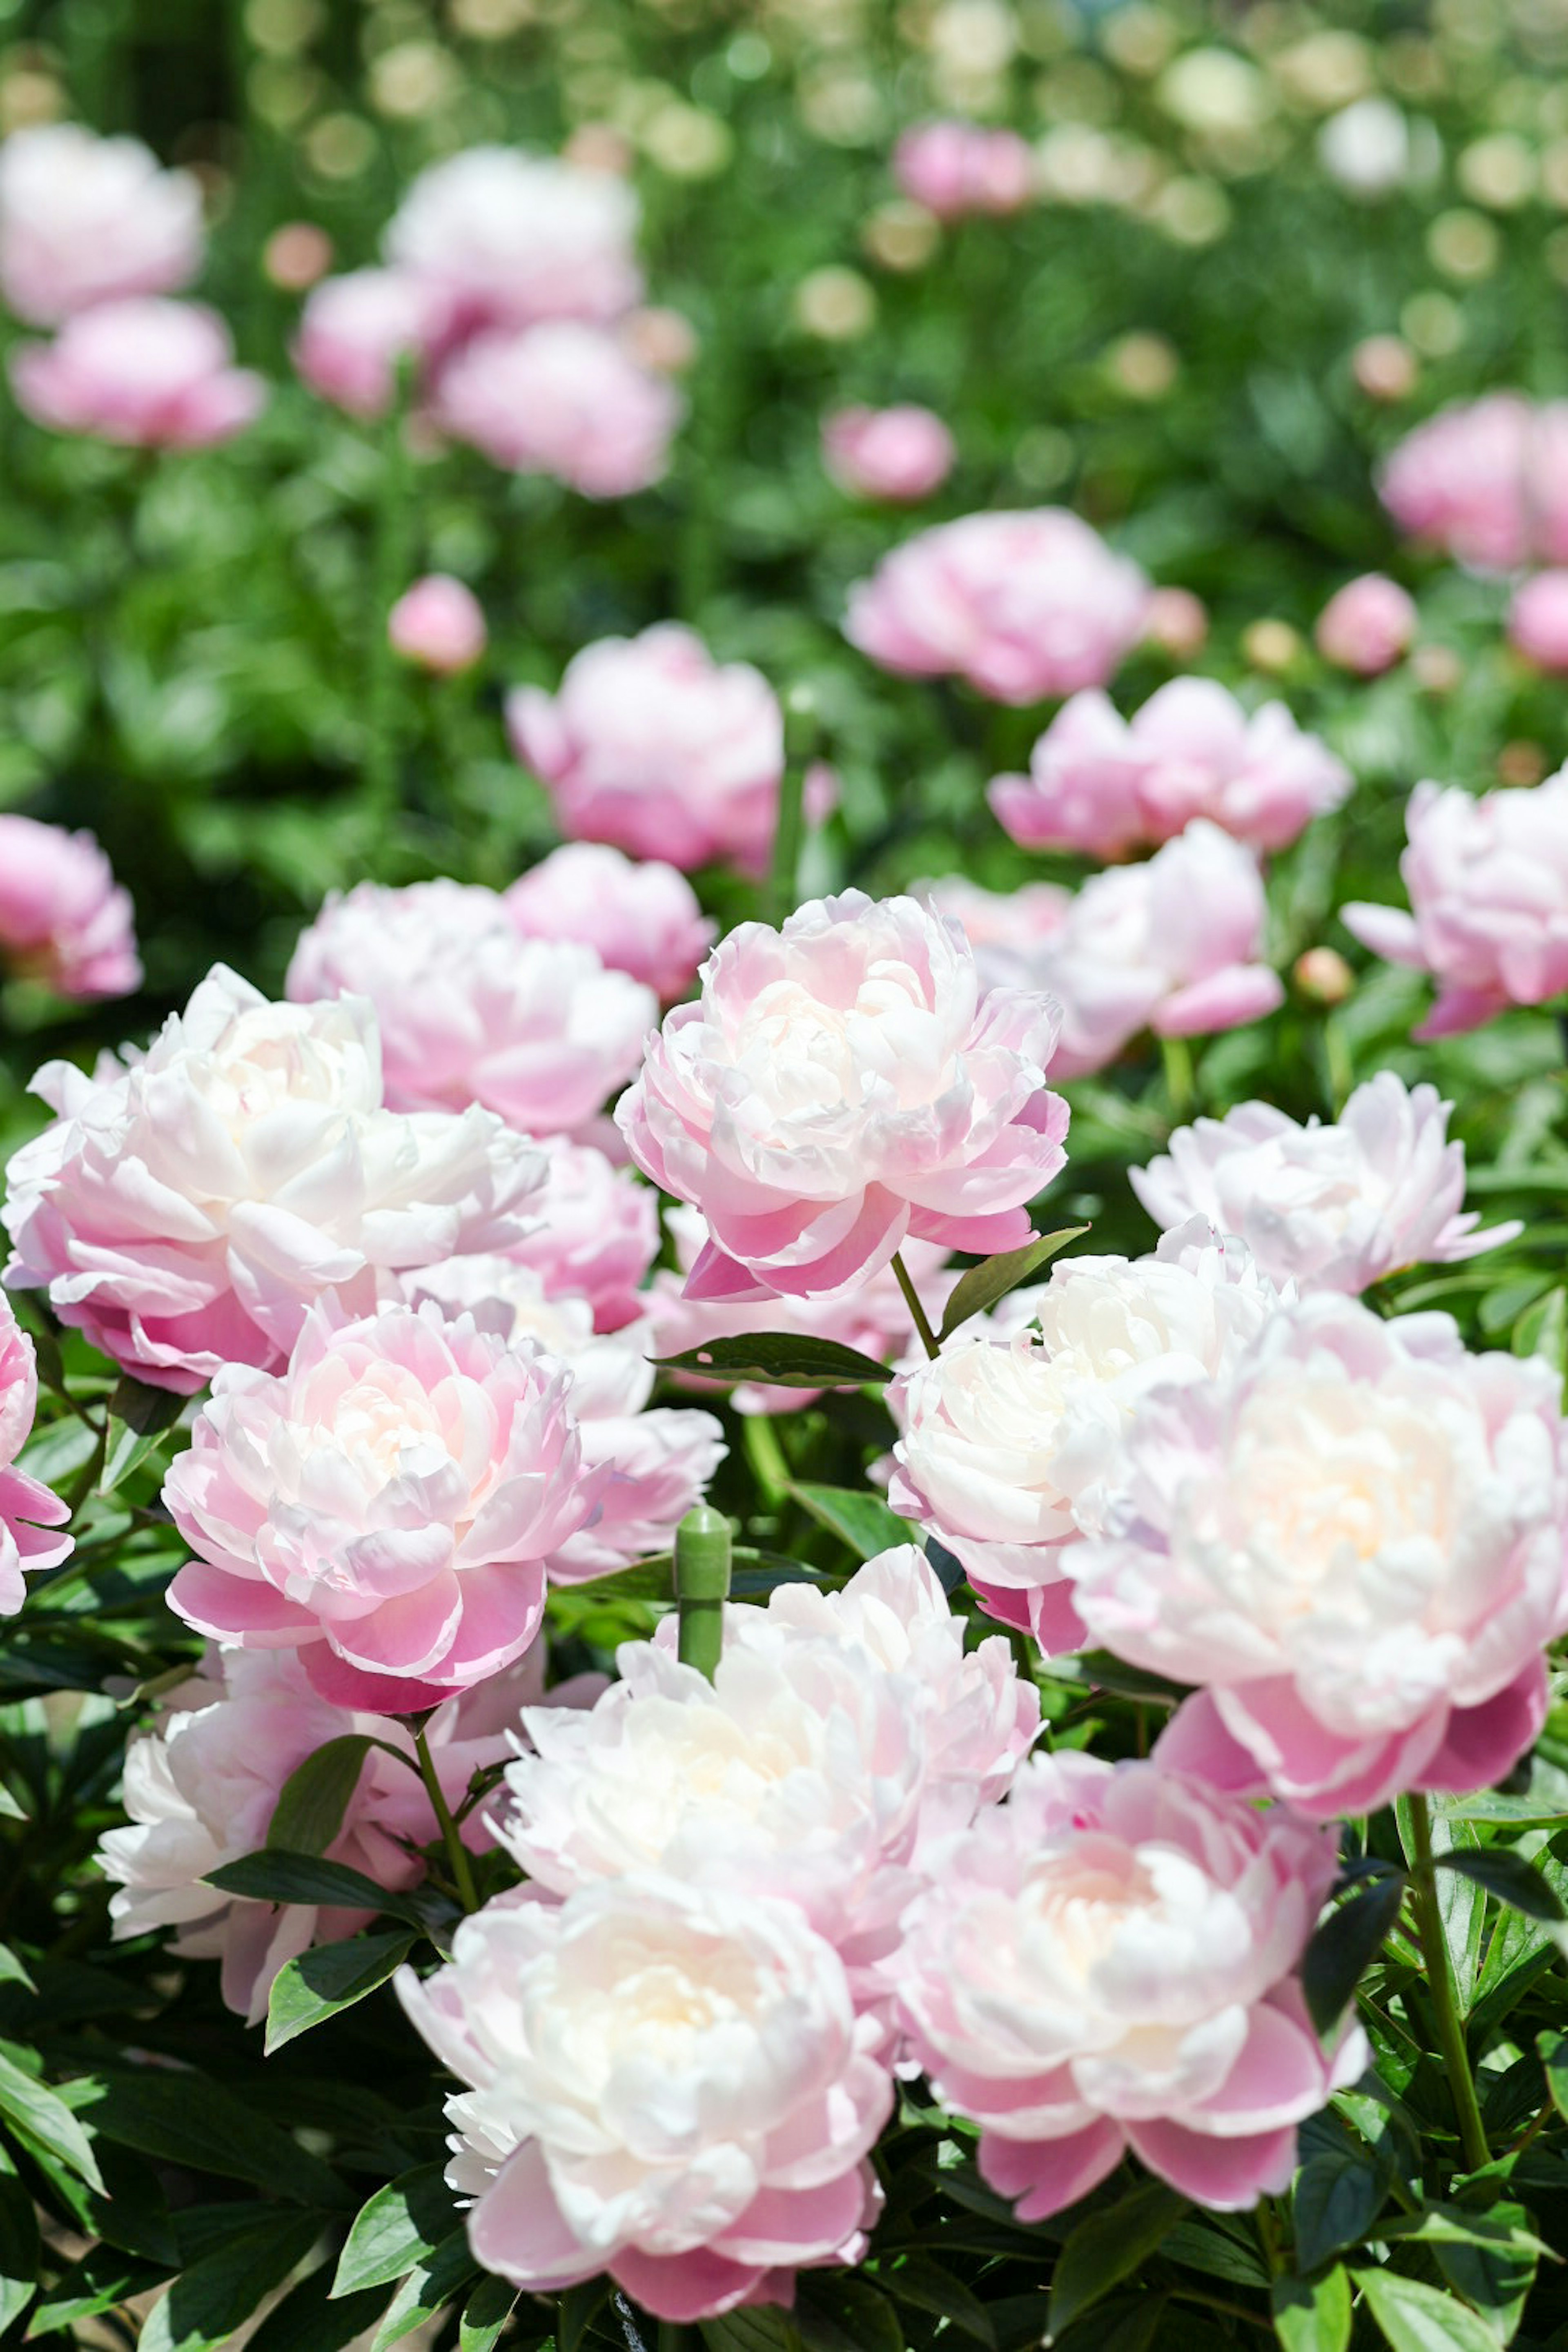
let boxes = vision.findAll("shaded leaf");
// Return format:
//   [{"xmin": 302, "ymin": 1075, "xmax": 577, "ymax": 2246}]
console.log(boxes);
[
  {"xmin": 369, "ymin": 2229, "xmax": 477, "ymax": 2350},
  {"xmin": 267, "ymin": 1736, "xmax": 377, "ymax": 1856},
  {"xmin": 265, "ymin": 1930, "xmax": 415, "ymax": 2054},
  {"xmin": 884, "ymin": 2255, "xmax": 996, "ymax": 2345},
  {"xmin": 937, "ymin": 1226, "xmax": 1090, "ymax": 1339},
  {"xmin": 1435, "ymin": 1848, "xmax": 1566, "ymax": 1924},
  {"xmin": 1048, "ymin": 2181, "xmax": 1188, "ymax": 2338},
  {"xmin": 246, "ymin": 2263, "xmax": 392, "ymax": 2352},
  {"xmin": 1357, "ymin": 2267, "xmax": 1507, "ymax": 2351},
  {"xmin": 0, "ymin": 2043, "xmax": 102, "ymax": 2194},
  {"xmin": 69, "ymin": 2067, "xmax": 342, "ymax": 2208},
  {"xmin": 788, "ymin": 1483, "xmax": 910, "ymax": 1561},
  {"xmin": 100, "ymin": 1376, "xmax": 187, "ymax": 1494},
  {"xmin": 138, "ymin": 2210, "xmax": 324, "ymax": 2352},
  {"xmin": 1273, "ymin": 2266, "xmax": 1352, "ymax": 2352},
  {"xmin": 652, "ymin": 1334, "xmax": 891, "ymax": 1389},
  {"xmin": 1294, "ymin": 2136, "xmax": 1394, "ymax": 2272},
  {"xmin": 1539, "ymin": 2029, "xmax": 1568, "ymax": 2125},
  {"xmin": 1301, "ymin": 1875, "xmax": 1406, "ymax": 2035},
  {"xmin": 0, "ymin": 2165, "xmax": 36, "ymax": 2334},
  {"xmin": 700, "ymin": 2314, "xmax": 800, "ymax": 2352},
  {"xmin": 207, "ymin": 1849, "xmax": 427, "ymax": 1924},
  {"xmin": 458, "ymin": 2274, "xmax": 517, "ymax": 2352},
  {"xmin": 332, "ymin": 2166, "xmax": 457, "ymax": 2297}
]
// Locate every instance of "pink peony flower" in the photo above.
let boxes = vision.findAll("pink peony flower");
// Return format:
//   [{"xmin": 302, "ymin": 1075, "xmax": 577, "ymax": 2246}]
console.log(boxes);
[
  {"xmin": 617, "ymin": 890, "xmax": 1069, "ymax": 1304},
  {"xmin": 0, "ymin": 1294, "xmax": 71, "ymax": 1613},
  {"xmin": 1379, "ymin": 393, "xmax": 1568, "ymax": 572},
  {"xmin": 164, "ymin": 1297, "xmax": 604, "ymax": 1712},
  {"xmin": 1, "ymin": 965, "xmax": 541, "ymax": 1392},
  {"xmin": 11, "ymin": 299, "xmax": 267, "ymax": 450},
  {"xmin": 388, "ymin": 576, "xmax": 487, "ymax": 675},
  {"xmin": 1066, "ymin": 1295, "xmax": 1568, "ymax": 1815},
  {"xmin": 507, "ymin": 625, "xmax": 783, "ymax": 877},
  {"xmin": 1314, "ymin": 573, "xmax": 1416, "ymax": 675},
  {"xmin": 888, "ymin": 1226, "xmax": 1277, "ymax": 1650},
  {"xmin": 1509, "ymin": 570, "xmax": 1568, "ymax": 673},
  {"xmin": 0, "ymin": 123, "xmax": 203, "ymax": 327},
  {"xmin": 822, "ymin": 404, "xmax": 956, "ymax": 502},
  {"xmin": 433, "ymin": 321, "xmax": 681, "ymax": 497},
  {"xmin": 989, "ymin": 679, "xmax": 1351, "ymax": 860},
  {"xmin": 1144, "ymin": 586, "xmax": 1209, "ymax": 659},
  {"xmin": 646, "ymin": 1205, "xmax": 954, "ymax": 1414},
  {"xmin": 1131, "ymin": 1072, "xmax": 1520, "ymax": 1292},
  {"xmin": 892, "ymin": 1751, "xmax": 1363, "ymax": 2215},
  {"xmin": 505, "ymin": 843, "xmax": 715, "ymax": 1002},
  {"xmin": 1342, "ymin": 772, "xmax": 1568, "ymax": 1036},
  {"xmin": 893, "ymin": 122, "xmax": 1035, "ymax": 220},
  {"xmin": 286, "ymin": 880, "xmax": 654, "ymax": 1137},
  {"xmin": 0, "ymin": 815, "xmax": 140, "ymax": 1000},
  {"xmin": 292, "ymin": 267, "xmax": 452, "ymax": 419},
  {"xmin": 385, "ymin": 146, "xmax": 642, "ymax": 336},
  {"xmin": 452, "ymin": 1133, "xmax": 659, "ymax": 1334},
  {"xmin": 845, "ymin": 509, "xmax": 1151, "ymax": 704},
  {"xmin": 398, "ymin": 1877, "xmax": 891, "ymax": 2323},
  {"xmin": 98, "ymin": 1647, "xmax": 534, "ymax": 2023}
]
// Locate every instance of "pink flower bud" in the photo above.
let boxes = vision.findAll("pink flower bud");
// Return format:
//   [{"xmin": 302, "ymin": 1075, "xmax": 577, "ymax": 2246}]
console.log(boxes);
[
  {"xmin": 388, "ymin": 575, "xmax": 488, "ymax": 675},
  {"xmin": 1315, "ymin": 572, "xmax": 1416, "ymax": 674},
  {"xmin": 1509, "ymin": 570, "xmax": 1568, "ymax": 673},
  {"xmin": 822, "ymin": 403, "xmax": 955, "ymax": 502}
]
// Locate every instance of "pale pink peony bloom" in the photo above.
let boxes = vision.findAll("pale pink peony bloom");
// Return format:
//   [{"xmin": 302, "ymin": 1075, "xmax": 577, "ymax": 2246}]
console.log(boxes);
[
  {"xmin": 618, "ymin": 890, "xmax": 1069, "ymax": 1304},
  {"xmin": 292, "ymin": 267, "xmax": 452, "ymax": 418},
  {"xmin": 846, "ymin": 509, "xmax": 1151, "ymax": 704},
  {"xmin": 1379, "ymin": 393, "xmax": 1568, "ymax": 572},
  {"xmin": 388, "ymin": 576, "xmax": 487, "ymax": 675},
  {"xmin": 0, "ymin": 123, "xmax": 203, "ymax": 326},
  {"xmin": 1342, "ymin": 773, "xmax": 1568, "ymax": 1036},
  {"xmin": 1067, "ymin": 1295, "xmax": 1568, "ymax": 1815},
  {"xmin": 888, "ymin": 1225, "xmax": 1277, "ymax": 1650},
  {"xmin": 0, "ymin": 1294, "xmax": 71, "ymax": 1613},
  {"xmin": 11, "ymin": 299, "xmax": 267, "ymax": 450},
  {"xmin": 401, "ymin": 1258, "xmax": 724, "ymax": 1583},
  {"xmin": 433, "ymin": 321, "xmax": 681, "ymax": 497},
  {"xmin": 1144, "ymin": 586, "xmax": 1209, "ymax": 659},
  {"xmin": 822, "ymin": 404, "xmax": 956, "ymax": 503},
  {"xmin": 98, "ymin": 1647, "xmax": 534, "ymax": 2023},
  {"xmin": 286, "ymin": 880, "xmax": 654, "ymax": 1137},
  {"xmin": 990, "ymin": 679, "xmax": 1351, "ymax": 860},
  {"xmin": 505, "ymin": 843, "xmax": 715, "ymax": 1002},
  {"xmin": 398, "ymin": 1877, "xmax": 891, "ymax": 2323},
  {"xmin": 507, "ymin": 625, "xmax": 783, "ymax": 877},
  {"xmin": 1, "ymin": 965, "xmax": 541, "ymax": 1392},
  {"xmin": 386, "ymin": 146, "xmax": 642, "ymax": 336},
  {"xmin": 1314, "ymin": 573, "xmax": 1416, "ymax": 675},
  {"xmin": 892, "ymin": 1751, "xmax": 1363, "ymax": 2216},
  {"xmin": 1131, "ymin": 1072, "xmax": 1520, "ymax": 1292},
  {"xmin": 0, "ymin": 815, "xmax": 140, "ymax": 1000},
  {"xmin": 646, "ymin": 1205, "xmax": 954, "ymax": 1414},
  {"xmin": 1508, "ymin": 571, "xmax": 1568, "ymax": 672},
  {"xmin": 165, "ymin": 1297, "xmax": 602, "ymax": 1712},
  {"xmin": 893, "ymin": 122, "xmax": 1035, "ymax": 220},
  {"xmin": 436, "ymin": 1133, "xmax": 658, "ymax": 1335}
]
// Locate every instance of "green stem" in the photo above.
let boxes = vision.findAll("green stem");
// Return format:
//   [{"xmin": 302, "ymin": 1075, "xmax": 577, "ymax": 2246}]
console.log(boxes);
[
  {"xmin": 742, "ymin": 1411, "xmax": 790, "ymax": 1504},
  {"xmin": 1406, "ymin": 1791, "xmax": 1491, "ymax": 2174},
  {"xmin": 674, "ymin": 1505, "xmax": 732, "ymax": 1682},
  {"xmin": 365, "ymin": 390, "xmax": 413, "ymax": 820},
  {"xmin": 1160, "ymin": 1033, "xmax": 1194, "ymax": 1120},
  {"xmin": 411, "ymin": 1719, "xmax": 479, "ymax": 1915},
  {"xmin": 769, "ymin": 687, "xmax": 818, "ymax": 926},
  {"xmin": 891, "ymin": 1249, "xmax": 941, "ymax": 1360}
]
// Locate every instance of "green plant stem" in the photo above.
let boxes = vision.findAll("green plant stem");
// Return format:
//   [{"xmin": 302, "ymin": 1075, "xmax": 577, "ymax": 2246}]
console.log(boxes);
[
  {"xmin": 1160, "ymin": 1033, "xmax": 1194, "ymax": 1120},
  {"xmin": 411, "ymin": 1719, "xmax": 478, "ymax": 1915},
  {"xmin": 365, "ymin": 394, "xmax": 412, "ymax": 820},
  {"xmin": 1405, "ymin": 1791, "xmax": 1491, "ymax": 2174},
  {"xmin": 742, "ymin": 1411, "xmax": 790, "ymax": 1504},
  {"xmin": 891, "ymin": 1249, "xmax": 941, "ymax": 1360}
]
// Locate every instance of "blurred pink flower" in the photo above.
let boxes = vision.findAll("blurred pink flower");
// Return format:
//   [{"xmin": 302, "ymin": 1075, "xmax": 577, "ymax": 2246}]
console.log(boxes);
[
  {"xmin": 1509, "ymin": 570, "xmax": 1568, "ymax": 672},
  {"xmin": 507, "ymin": 625, "xmax": 782, "ymax": 876},
  {"xmin": 1379, "ymin": 393, "xmax": 1568, "ymax": 571},
  {"xmin": 386, "ymin": 146, "xmax": 642, "ymax": 336},
  {"xmin": 0, "ymin": 123, "xmax": 203, "ymax": 326},
  {"xmin": 388, "ymin": 575, "xmax": 488, "ymax": 675},
  {"xmin": 893, "ymin": 122, "xmax": 1035, "ymax": 220},
  {"xmin": 618, "ymin": 890, "xmax": 1068, "ymax": 1303},
  {"xmin": 500, "ymin": 1134, "xmax": 659, "ymax": 1332},
  {"xmin": 506, "ymin": 843, "xmax": 715, "ymax": 1001},
  {"xmin": 11, "ymin": 299, "xmax": 266, "ymax": 450},
  {"xmin": 292, "ymin": 267, "xmax": 452, "ymax": 418},
  {"xmin": 893, "ymin": 1751, "xmax": 1362, "ymax": 2214},
  {"xmin": 990, "ymin": 678, "xmax": 1350, "ymax": 860},
  {"xmin": 822, "ymin": 403, "xmax": 955, "ymax": 502},
  {"xmin": 846, "ymin": 509, "xmax": 1150, "ymax": 704},
  {"xmin": 1343, "ymin": 772, "xmax": 1568, "ymax": 1036},
  {"xmin": 0, "ymin": 1294, "xmax": 71, "ymax": 1614},
  {"xmin": 434, "ymin": 321, "xmax": 681, "ymax": 497},
  {"xmin": 1314, "ymin": 573, "xmax": 1416, "ymax": 675},
  {"xmin": 287, "ymin": 879, "xmax": 654, "ymax": 1137},
  {"xmin": 1143, "ymin": 586, "xmax": 1208, "ymax": 659},
  {"xmin": 0, "ymin": 815, "xmax": 140, "ymax": 1000},
  {"xmin": 165, "ymin": 1297, "xmax": 603, "ymax": 1712}
]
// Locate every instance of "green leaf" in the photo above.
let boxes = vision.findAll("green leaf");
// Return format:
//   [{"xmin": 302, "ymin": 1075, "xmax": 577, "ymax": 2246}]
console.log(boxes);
[
  {"xmin": 1053, "ymin": 2294, "xmax": 1168, "ymax": 2352},
  {"xmin": 883, "ymin": 2256, "xmax": 996, "ymax": 2345},
  {"xmin": 1435, "ymin": 1848, "xmax": 1567, "ymax": 1924},
  {"xmin": 700, "ymin": 2314, "xmax": 801, "ymax": 2352},
  {"xmin": 1301, "ymin": 1874, "xmax": 1406, "ymax": 2035},
  {"xmin": 138, "ymin": 2210, "xmax": 325, "ymax": 2352},
  {"xmin": 559, "ymin": 2280, "xmax": 611, "ymax": 2351},
  {"xmin": 26, "ymin": 2245, "xmax": 169, "ymax": 2334},
  {"xmin": 69, "ymin": 2068, "xmax": 343, "ymax": 2208},
  {"xmin": 369, "ymin": 2229, "xmax": 477, "ymax": 2350},
  {"xmin": 794, "ymin": 2279, "xmax": 904, "ymax": 2352},
  {"xmin": 0, "ymin": 2045, "xmax": 102, "ymax": 2193},
  {"xmin": 1047, "ymin": 2181, "xmax": 1189, "ymax": 2339},
  {"xmin": 206, "ymin": 1849, "xmax": 426, "ymax": 1923},
  {"xmin": 458, "ymin": 2275, "xmax": 516, "ymax": 2352},
  {"xmin": 1162, "ymin": 2217, "xmax": 1270, "ymax": 2287},
  {"xmin": 266, "ymin": 1736, "xmax": 377, "ymax": 1856},
  {"xmin": 265, "ymin": 1930, "xmax": 415, "ymax": 2054},
  {"xmin": 245, "ymin": 2263, "xmax": 391, "ymax": 2352},
  {"xmin": 788, "ymin": 1482, "xmax": 910, "ymax": 1561},
  {"xmin": 100, "ymin": 1376, "xmax": 187, "ymax": 1494},
  {"xmin": 937, "ymin": 1225, "xmax": 1091, "ymax": 1339},
  {"xmin": 1273, "ymin": 2267, "xmax": 1352, "ymax": 2352},
  {"xmin": 332, "ymin": 2165, "xmax": 458, "ymax": 2297},
  {"xmin": 651, "ymin": 1334, "xmax": 892, "ymax": 1389},
  {"xmin": 1432, "ymin": 2203, "xmax": 1538, "ymax": 2345},
  {"xmin": 0, "ymin": 2165, "xmax": 37, "ymax": 2333},
  {"xmin": 1538, "ymin": 2029, "xmax": 1568, "ymax": 2123},
  {"xmin": 1357, "ymin": 2267, "xmax": 1507, "ymax": 2351},
  {"xmin": 1293, "ymin": 2136, "xmax": 1394, "ymax": 2272}
]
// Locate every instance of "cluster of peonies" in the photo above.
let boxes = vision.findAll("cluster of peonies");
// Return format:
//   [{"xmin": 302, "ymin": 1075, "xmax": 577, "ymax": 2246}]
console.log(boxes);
[
  {"xmin": 0, "ymin": 814, "xmax": 140, "ymax": 1002},
  {"xmin": 0, "ymin": 125, "xmax": 265, "ymax": 448},
  {"xmin": 1379, "ymin": 392, "xmax": 1568, "ymax": 572},
  {"xmin": 295, "ymin": 146, "xmax": 682, "ymax": 496}
]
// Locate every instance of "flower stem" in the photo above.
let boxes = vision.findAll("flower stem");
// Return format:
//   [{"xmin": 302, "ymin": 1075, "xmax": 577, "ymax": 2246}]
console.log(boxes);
[
  {"xmin": 1160, "ymin": 1033, "xmax": 1194, "ymax": 1120},
  {"xmin": 892, "ymin": 1249, "xmax": 941, "ymax": 1361},
  {"xmin": 365, "ymin": 384, "xmax": 412, "ymax": 820},
  {"xmin": 674, "ymin": 1504, "xmax": 731, "ymax": 1682},
  {"xmin": 411, "ymin": 1719, "xmax": 479, "ymax": 1915},
  {"xmin": 769, "ymin": 686, "xmax": 818, "ymax": 926},
  {"xmin": 1405, "ymin": 1790, "xmax": 1490, "ymax": 2174}
]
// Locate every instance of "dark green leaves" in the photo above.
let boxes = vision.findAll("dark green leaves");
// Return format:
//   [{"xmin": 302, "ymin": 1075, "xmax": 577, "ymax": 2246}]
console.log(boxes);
[
  {"xmin": 0, "ymin": 2041, "xmax": 102, "ymax": 2192},
  {"xmin": 1293, "ymin": 2133, "xmax": 1395, "ymax": 2272},
  {"xmin": 651, "ymin": 1334, "xmax": 892, "ymax": 1388},
  {"xmin": 1047, "ymin": 2182, "xmax": 1188, "ymax": 2338},
  {"xmin": 100, "ymin": 1374, "xmax": 188, "ymax": 1494},
  {"xmin": 332, "ymin": 2166, "xmax": 459, "ymax": 2297},
  {"xmin": 69, "ymin": 2068, "xmax": 343, "ymax": 2208},
  {"xmin": 788, "ymin": 1482, "xmax": 910, "ymax": 1560},
  {"xmin": 1302, "ymin": 1873, "xmax": 1406, "ymax": 2035},
  {"xmin": 936, "ymin": 1226, "xmax": 1090, "ymax": 1340},
  {"xmin": 138, "ymin": 2209, "xmax": 324, "ymax": 2352},
  {"xmin": 265, "ymin": 1735, "xmax": 378, "ymax": 1855},
  {"xmin": 1434, "ymin": 1849, "xmax": 1567, "ymax": 1926},
  {"xmin": 205, "ymin": 1849, "xmax": 426, "ymax": 1923},
  {"xmin": 264, "ymin": 1930, "xmax": 416, "ymax": 2054}
]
